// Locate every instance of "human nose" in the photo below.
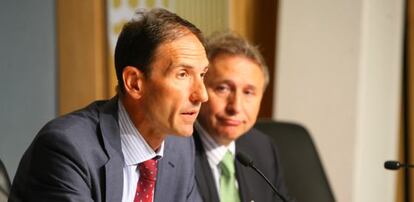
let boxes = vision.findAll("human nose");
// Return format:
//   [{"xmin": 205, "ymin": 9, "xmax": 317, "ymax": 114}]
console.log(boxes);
[
  {"xmin": 190, "ymin": 78, "xmax": 208, "ymax": 104},
  {"xmin": 225, "ymin": 92, "xmax": 242, "ymax": 115}
]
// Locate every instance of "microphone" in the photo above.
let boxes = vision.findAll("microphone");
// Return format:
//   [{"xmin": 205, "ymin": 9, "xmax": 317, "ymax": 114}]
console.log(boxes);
[
  {"xmin": 236, "ymin": 151, "xmax": 288, "ymax": 202},
  {"xmin": 384, "ymin": 160, "xmax": 414, "ymax": 170}
]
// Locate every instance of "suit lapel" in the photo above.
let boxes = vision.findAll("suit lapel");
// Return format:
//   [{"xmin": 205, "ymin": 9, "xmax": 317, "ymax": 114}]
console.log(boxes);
[
  {"xmin": 154, "ymin": 136, "xmax": 177, "ymax": 201},
  {"xmin": 99, "ymin": 97, "xmax": 124, "ymax": 202},
  {"xmin": 154, "ymin": 137, "xmax": 172, "ymax": 201},
  {"xmin": 193, "ymin": 131, "xmax": 220, "ymax": 202},
  {"xmin": 235, "ymin": 140, "xmax": 253, "ymax": 202}
]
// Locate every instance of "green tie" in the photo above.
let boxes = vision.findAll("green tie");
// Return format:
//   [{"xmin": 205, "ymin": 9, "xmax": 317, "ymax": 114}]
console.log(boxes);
[{"xmin": 219, "ymin": 151, "xmax": 240, "ymax": 202}]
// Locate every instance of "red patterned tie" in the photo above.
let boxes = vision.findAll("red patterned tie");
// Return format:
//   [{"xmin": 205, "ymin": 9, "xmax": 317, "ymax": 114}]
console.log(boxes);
[{"xmin": 134, "ymin": 158, "xmax": 158, "ymax": 202}]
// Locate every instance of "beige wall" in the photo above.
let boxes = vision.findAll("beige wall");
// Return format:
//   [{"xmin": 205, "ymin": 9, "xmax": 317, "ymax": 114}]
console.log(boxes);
[
  {"xmin": 275, "ymin": 0, "xmax": 404, "ymax": 201},
  {"xmin": 57, "ymin": 0, "xmax": 108, "ymax": 115}
]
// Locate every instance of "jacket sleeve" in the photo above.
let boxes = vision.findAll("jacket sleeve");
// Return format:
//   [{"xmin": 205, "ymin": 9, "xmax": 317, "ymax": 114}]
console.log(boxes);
[{"xmin": 9, "ymin": 128, "xmax": 94, "ymax": 202}]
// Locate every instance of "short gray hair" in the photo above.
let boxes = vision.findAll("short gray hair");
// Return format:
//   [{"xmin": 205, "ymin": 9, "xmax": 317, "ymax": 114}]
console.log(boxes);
[{"xmin": 205, "ymin": 31, "xmax": 269, "ymax": 88}]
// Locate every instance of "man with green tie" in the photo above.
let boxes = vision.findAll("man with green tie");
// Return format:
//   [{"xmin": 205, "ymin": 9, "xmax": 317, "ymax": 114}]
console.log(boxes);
[{"xmin": 193, "ymin": 31, "xmax": 292, "ymax": 202}]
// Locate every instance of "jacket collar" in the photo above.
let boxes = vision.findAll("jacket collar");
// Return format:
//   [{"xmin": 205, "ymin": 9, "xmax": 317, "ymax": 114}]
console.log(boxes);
[{"xmin": 98, "ymin": 96, "xmax": 124, "ymax": 202}]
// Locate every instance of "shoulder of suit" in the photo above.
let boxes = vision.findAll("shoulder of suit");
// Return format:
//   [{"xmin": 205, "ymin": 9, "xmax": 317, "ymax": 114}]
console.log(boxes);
[
  {"xmin": 36, "ymin": 100, "xmax": 112, "ymax": 141},
  {"xmin": 238, "ymin": 127, "xmax": 272, "ymax": 143}
]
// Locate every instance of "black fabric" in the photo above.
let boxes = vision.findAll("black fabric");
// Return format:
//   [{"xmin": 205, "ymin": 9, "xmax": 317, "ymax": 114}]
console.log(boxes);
[
  {"xmin": 254, "ymin": 120, "xmax": 336, "ymax": 202},
  {"xmin": 194, "ymin": 127, "xmax": 292, "ymax": 202}
]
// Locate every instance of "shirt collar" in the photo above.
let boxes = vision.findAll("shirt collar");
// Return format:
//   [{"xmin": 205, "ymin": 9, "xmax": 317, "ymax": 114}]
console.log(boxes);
[
  {"xmin": 195, "ymin": 121, "xmax": 236, "ymax": 166},
  {"xmin": 118, "ymin": 99, "xmax": 164, "ymax": 166}
]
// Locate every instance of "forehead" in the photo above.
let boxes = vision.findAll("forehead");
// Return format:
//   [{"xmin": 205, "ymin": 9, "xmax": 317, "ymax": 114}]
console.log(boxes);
[
  {"xmin": 208, "ymin": 54, "xmax": 265, "ymax": 82},
  {"xmin": 154, "ymin": 34, "xmax": 209, "ymax": 68}
]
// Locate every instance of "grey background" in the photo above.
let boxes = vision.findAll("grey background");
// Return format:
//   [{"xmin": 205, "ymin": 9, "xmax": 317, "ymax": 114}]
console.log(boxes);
[{"xmin": 0, "ymin": 0, "xmax": 57, "ymax": 179}]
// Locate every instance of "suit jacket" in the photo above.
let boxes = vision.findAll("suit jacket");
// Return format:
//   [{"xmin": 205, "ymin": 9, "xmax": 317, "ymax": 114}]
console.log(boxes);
[
  {"xmin": 9, "ymin": 97, "xmax": 201, "ymax": 202},
  {"xmin": 194, "ymin": 127, "xmax": 292, "ymax": 202}
]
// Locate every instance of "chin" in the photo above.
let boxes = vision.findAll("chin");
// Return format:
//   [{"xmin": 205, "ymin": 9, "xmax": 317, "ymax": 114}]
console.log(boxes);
[
  {"xmin": 220, "ymin": 128, "xmax": 242, "ymax": 137},
  {"xmin": 172, "ymin": 127, "xmax": 194, "ymax": 137},
  {"xmin": 219, "ymin": 131, "xmax": 245, "ymax": 142}
]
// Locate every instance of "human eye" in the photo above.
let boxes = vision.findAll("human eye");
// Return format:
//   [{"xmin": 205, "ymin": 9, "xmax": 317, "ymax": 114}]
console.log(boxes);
[
  {"xmin": 244, "ymin": 88, "xmax": 256, "ymax": 97},
  {"xmin": 215, "ymin": 84, "xmax": 230, "ymax": 94},
  {"xmin": 176, "ymin": 70, "xmax": 189, "ymax": 79}
]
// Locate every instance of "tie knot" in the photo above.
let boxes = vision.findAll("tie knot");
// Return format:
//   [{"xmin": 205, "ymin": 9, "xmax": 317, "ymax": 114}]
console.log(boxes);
[
  {"xmin": 138, "ymin": 158, "xmax": 157, "ymax": 181},
  {"xmin": 220, "ymin": 151, "xmax": 235, "ymax": 176}
]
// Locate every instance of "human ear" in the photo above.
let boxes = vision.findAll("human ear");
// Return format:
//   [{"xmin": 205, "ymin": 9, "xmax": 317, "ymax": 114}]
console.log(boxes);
[{"xmin": 122, "ymin": 66, "xmax": 144, "ymax": 99}]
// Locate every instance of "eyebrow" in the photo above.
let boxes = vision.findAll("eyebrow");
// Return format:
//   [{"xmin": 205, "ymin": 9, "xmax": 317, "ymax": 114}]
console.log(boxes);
[
  {"xmin": 213, "ymin": 80, "xmax": 259, "ymax": 90},
  {"xmin": 181, "ymin": 63, "xmax": 209, "ymax": 70},
  {"xmin": 166, "ymin": 63, "xmax": 209, "ymax": 73},
  {"xmin": 245, "ymin": 84, "xmax": 257, "ymax": 91}
]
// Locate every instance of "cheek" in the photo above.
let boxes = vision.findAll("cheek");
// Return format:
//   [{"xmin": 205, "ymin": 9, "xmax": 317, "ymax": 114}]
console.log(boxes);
[
  {"xmin": 204, "ymin": 97, "xmax": 226, "ymax": 115},
  {"xmin": 148, "ymin": 85, "xmax": 184, "ymax": 117},
  {"xmin": 199, "ymin": 100, "xmax": 221, "ymax": 126},
  {"xmin": 200, "ymin": 102, "xmax": 214, "ymax": 119},
  {"xmin": 244, "ymin": 100, "xmax": 262, "ymax": 118}
]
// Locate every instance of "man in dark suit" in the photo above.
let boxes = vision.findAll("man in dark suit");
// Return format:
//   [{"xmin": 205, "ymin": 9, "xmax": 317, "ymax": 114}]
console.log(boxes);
[
  {"xmin": 9, "ymin": 8, "xmax": 208, "ymax": 202},
  {"xmin": 194, "ymin": 32, "xmax": 292, "ymax": 202}
]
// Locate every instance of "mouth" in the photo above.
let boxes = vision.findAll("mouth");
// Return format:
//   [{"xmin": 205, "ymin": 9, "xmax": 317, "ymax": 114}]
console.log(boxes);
[
  {"xmin": 182, "ymin": 111, "xmax": 198, "ymax": 116},
  {"xmin": 181, "ymin": 110, "xmax": 199, "ymax": 122},
  {"xmin": 218, "ymin": 117, "xmax": 242, "ymax": 126}
]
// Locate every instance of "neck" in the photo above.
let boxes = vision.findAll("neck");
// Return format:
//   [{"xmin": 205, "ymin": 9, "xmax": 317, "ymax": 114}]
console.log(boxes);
[
  {"xmin": 213, "ymin": 136, "xmax": 232, "ymax": 146},
  {"xmin": 121, "ymin": 96, "xmax": 165, "ymax": 151},
  {"xmin": 140, "ymin": 129, "xmax": 165, "ymax": 151}
]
